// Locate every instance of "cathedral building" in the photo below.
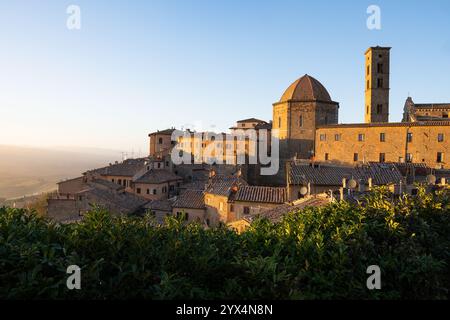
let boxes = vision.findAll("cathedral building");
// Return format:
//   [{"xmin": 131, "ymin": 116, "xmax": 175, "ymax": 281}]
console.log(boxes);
[{"xmin": 277, "ymin": 46, "xmax": 449, "ymax": 171}]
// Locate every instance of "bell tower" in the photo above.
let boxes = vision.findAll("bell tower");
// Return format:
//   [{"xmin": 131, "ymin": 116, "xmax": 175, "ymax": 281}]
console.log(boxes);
[{"xmin": 365, "ymin": 46, "xmax": 391, "ymax": 123}]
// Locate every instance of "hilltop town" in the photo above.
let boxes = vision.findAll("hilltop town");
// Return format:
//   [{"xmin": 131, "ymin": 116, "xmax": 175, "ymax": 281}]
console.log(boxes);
[{"xmin": 47, "ymin": 46, "xmax": 450, "ymax": 229}]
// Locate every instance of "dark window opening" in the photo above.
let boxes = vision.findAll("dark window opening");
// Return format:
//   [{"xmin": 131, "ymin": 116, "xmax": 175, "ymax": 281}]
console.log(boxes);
[
  {"xmin": 407, "ymin": 132, "xmax": 413, "ymax": 143},
  {"xmin": 377, "ymin": 63, "xmax": 383, "ymax": 73},
  {"xmin": 377, "ymin": 104, "xmax": 382, "ymax": 114},
  {"xmin": 377, "ymin": 78, "xmax": 383, "ymax": 88}
]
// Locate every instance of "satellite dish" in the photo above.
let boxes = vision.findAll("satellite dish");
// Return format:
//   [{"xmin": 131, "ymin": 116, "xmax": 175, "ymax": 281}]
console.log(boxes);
[
  {"xmin": 299, "ymin": 186, "xmax": 308, "ymax": 196},
  {"xmin": 348, "ymin": 179, "xmax": 357, "ymax": 189},
  {"xmin": 426, "ymin": 174, "xmax": 436, "ymax": 185}
]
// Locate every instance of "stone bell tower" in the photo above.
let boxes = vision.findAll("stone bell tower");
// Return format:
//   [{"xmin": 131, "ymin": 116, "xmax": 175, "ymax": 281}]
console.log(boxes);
[{"xmin": 365, "ymin": 46, "xmax": 391, "ymax": 123}]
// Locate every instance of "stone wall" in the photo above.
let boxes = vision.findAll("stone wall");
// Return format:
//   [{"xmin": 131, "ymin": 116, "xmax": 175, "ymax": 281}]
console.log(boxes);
[
  {"xmin": 315, "ymin": 122, "xmax": 450, "ymax": 169},
  {"xmin": 47, "ymin": 199, "xmax": 78, "ymax": 222}
]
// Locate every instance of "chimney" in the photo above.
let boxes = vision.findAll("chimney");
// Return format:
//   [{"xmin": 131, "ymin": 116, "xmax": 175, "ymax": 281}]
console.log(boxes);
[
  {"xmin": 368, "ymin": 177, "xmax": 373, "ymax": 190},
  {"xmin": 342, "ymin": 178, "xmax": 347, "ymax": 188}
]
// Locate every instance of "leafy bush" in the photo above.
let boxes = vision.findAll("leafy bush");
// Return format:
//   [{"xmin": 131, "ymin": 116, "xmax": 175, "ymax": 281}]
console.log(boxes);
[{"xmin": 0, "ymin": 187, "xmax": 449, "ymax": 299}]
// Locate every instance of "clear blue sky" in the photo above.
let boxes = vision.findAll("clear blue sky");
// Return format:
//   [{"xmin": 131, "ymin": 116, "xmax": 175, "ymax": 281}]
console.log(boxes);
[{"xmin": 1, "ymin": 0, "xmax": 449, "ymax": 153}]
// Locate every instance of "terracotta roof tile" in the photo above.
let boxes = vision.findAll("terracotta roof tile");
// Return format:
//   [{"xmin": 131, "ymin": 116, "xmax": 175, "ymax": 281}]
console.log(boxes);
[
  {"xmin": 172, "ymin": 189, "xmax": 205, "ymax": 209},
  {"xmin": 134, "ymin": 169, "xmax": 182, "ymax": 184},
  {"xmin": 233, "ymin": 186, "xmax": 287, "ymax": 204}
]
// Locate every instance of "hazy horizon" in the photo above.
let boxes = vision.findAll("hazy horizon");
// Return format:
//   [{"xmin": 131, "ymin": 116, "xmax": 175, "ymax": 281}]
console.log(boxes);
[{"xmin": 0, "ymin": 144, "xmax": 125, "ymax": 199}]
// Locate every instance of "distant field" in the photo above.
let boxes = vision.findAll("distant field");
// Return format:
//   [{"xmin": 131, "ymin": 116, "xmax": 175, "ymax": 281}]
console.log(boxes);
[{"xmin": 0, "ymin": 145, "xmax": 123, "ymax": 199}]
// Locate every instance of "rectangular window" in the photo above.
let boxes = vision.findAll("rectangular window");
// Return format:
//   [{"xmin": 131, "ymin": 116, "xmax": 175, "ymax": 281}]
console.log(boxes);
[
  {"xmin": 325, "ymin": 153, "xmax": 329, "ymax": 161},
  {"xmin": 367, "ymin": 65, "xmax": 370, "ymax": 75},
  {"xmin": 112, "ymin": 179, "xmax": 115, "ymax": 183},
  {"xmin": 353, "ymin": 153, "xmax": 359, "ymax": 162},
  {"xmin": 377, "ymin": 78, "xmax": 383, "ymax": 88},
  {"xmin": 278, "ymin": 117, "xmax": 281, "ymax": 128},
  {"xmin": 377, "ymin": 63, "xmax": 383, "ymax": 73},
  {"xmin": 358, "ymin": 134, "xmax": 365, "ymax": 142},
  {"xmin": 320, "ymin": 134, "xmax": 326, "ymax": 141},
  {"xmin": 437, "ymin": 152, "xmax": 444, "ymax": 163},
  {"xmin": 379, "ymin": 153, "xmax": 386, "ymax": 163},
  {"xmin": 406, "ymin": 153, "xmax": 413, "ymax": 163},
  {"xmin": 380, "ymin": 133, "xmax": 385, "ymax": 142},
  {"xmin": 118, "ymin": 179, "xmax": 122, "ymax": 185},
  {"xmin": 136, "ymin": 188, "xmax": 141, "ymax": 194},
  {"xmin": 377, "ymin": 104, "xmax": 382, "ymax": 114},
  {"xmin": 153, "ymin": 189, "xmax": 157, "ymax": 195},
  {"xmin": 438, "ymin": 133, "xmax": 444, "ymax": 142},
  {"xmin": 158, "ymin": 137, "xmax": 163, "ymax": 144},
  {"xmin": 367, "ymin": 80, "xmax": 370, "ymax": 90},
  {"xmin": 243, "ymin": 207, "xmax": 250, "ymax": 215},
  {"xmin": 335, "ymin": 134, "xmax": 341, "ymax": 141},
  {"xmin": 299, "ymin": 115, "xmax": 303, "ymax": 127},
  {"xmin": 407, "ymin": 132, "xmax": 413, "ymax": 143},
  {"xmin": 146, "ymin": 189, "xmax": 150, "ymax": 195}
]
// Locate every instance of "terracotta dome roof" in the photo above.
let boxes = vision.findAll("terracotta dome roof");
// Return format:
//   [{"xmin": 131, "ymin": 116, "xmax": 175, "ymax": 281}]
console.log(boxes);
[{"xmin": 279, "ymin": 74, "xmax": 332, "ymax": 103}]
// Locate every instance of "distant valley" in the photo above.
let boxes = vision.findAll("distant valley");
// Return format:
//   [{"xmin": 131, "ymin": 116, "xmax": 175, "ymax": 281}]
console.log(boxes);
[{"xmin": 0, "ymin": 145, "xmax": 123, "ymax": 199}]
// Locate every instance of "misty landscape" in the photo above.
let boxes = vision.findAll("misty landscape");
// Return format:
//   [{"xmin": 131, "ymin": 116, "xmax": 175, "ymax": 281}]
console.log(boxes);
[{"xmin": 0, "ymin": 145, "xmax": 123, "ymax": 200}]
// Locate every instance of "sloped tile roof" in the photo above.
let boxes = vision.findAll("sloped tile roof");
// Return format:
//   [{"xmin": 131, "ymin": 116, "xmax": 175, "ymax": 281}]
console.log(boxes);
[
  {"xmin": 233, "ymin": 186, "xmax": 287, "ymax": 204},
  {"xmin": 134, "ymin": 169, "xmax": 182, "ymax": 184},
  {"xmin": 172, "ymin": 189, "xmax": 205, "ymax": 209},
  {"xmin": 144, "ymin": 199, "xmax": 174, "ymax": 212},
  {"xmin": 205, "ymin": 174, "xmax": 248, "ymax": 197},
  {"xmin": 236, "ymin": 118, "xmax": 267, "ymax": 123},
  {"xmin": 288, "ymin": 164, "xmax": 354, "ymax": 186},
  {"xmin": 288, "ymin": 162, "xmax": 403, "ymax": 186},
  {"xmin": 148, "ymin": 128, "xmax": 176, "ymax": 136},
  {"xmin": 92, "ymin": 158, "xmax": 147, "ymax": 177},
  {"xmin": 77, "ymin": 187, "xmax": 148, "ymax": 214},
  {"xmin": 353, "ymin": 163, "xmax": 403, "ymax": 185}
]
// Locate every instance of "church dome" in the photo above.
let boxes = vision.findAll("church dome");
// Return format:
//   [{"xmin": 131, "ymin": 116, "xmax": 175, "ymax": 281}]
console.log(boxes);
[{"xmin": 279, "ymin": 74, "xmax": 332, "ymax": 103}]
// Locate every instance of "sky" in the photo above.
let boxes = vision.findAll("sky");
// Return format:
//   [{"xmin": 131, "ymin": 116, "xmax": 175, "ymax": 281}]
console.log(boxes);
[{"xmin": 0, "ymin": 0, "xmax": 449, "ymax": 154}]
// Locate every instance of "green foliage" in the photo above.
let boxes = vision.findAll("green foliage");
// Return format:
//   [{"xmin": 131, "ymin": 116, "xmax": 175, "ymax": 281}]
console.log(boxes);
[{"xmin": 0, "ymin": 187, "xmax": 449, "ymax": 299}]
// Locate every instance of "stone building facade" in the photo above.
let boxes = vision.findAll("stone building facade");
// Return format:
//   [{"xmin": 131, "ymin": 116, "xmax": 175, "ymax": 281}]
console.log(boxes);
[{"xmin": 315, "ymin": 121, "xmax": 449, "ymax": 169}]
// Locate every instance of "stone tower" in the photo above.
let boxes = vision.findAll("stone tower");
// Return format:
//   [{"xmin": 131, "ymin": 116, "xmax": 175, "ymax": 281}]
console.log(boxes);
[
  {"xmin": 364, "ymin": 46, "xmax": 391, "ymax": 123},
  {"xmin": 270, "ymin": 74, "xmax": 339, "ymax": 185}
]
